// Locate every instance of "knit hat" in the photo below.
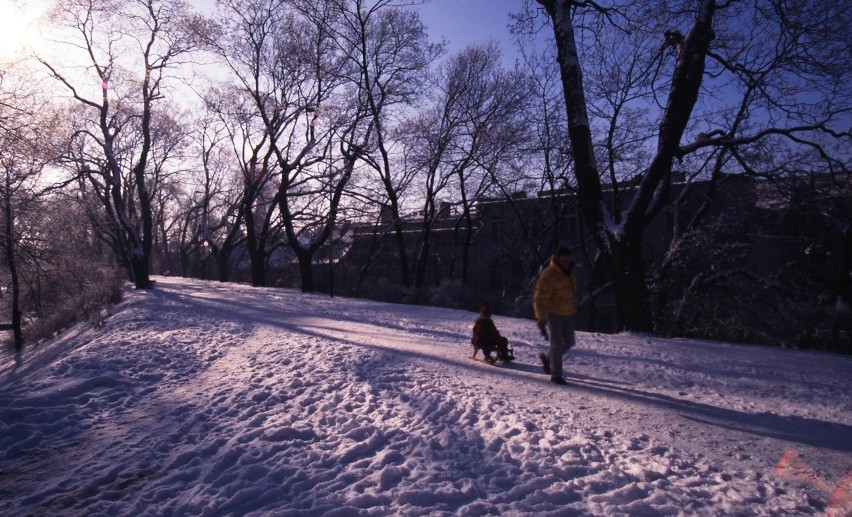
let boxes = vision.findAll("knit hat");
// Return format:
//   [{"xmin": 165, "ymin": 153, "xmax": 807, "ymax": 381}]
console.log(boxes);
[
  {"xmin": 555, "ymin": 246, "xmax": 572, "ymax": 257},
  {"xmin": 479, "ymin": 303, "xmax": 492, "ymax": 316}
]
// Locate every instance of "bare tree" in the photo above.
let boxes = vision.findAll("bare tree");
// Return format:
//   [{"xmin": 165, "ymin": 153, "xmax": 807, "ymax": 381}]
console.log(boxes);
[
  {"xmin": 500, "ymin": 18, "xmax": 588, "ymax": 272},
  {"xmin": 402, "ymin": 42, "xmax": 530, "ymax": 290},
  {"xmin": 146, "ymin": 106, "xmax": 193, "ymax": 276},
  {"xmin": 332, "ymin": 0, "xmax": 444, "ymax": 289},
  {"xmin": 1, "ymin": 66, "xmax": 121, "ymax": 350},
  {"xmin": 0, "ymin": 71, "xmax": 53, "ymax": 348},
  {"xmin": 174, "ymin": 106, "xmax": 247, "ymax": 282},
  {"xmin": 532, "ymin": 0, "xmax": 850, "ymax": 332},
  {"xmin": 208, "ymin": 0, "xmax": 366, "ymax": 291},
  {"xmin": 39, "ymin": 0, "xmax": 204, "ymax": 289},
  {"xmin": 201, "ymin": 83, "xmax": 279, "ymax": 286}
]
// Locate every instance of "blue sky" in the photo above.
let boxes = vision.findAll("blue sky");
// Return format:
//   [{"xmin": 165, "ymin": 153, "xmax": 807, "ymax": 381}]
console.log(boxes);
[
  {"xmin": 415, "ymin": 0, "xmax": 529, "ymax": 64},
  {"xmin": 0, "ymin": 0, "xmax": 536, "ymax": 68}
]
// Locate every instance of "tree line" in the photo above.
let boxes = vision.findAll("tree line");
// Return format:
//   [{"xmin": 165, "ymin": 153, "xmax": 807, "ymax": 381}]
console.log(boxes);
[{"xmin": 1, "ymin": 0, "xmax": 849, "ymax": 352}]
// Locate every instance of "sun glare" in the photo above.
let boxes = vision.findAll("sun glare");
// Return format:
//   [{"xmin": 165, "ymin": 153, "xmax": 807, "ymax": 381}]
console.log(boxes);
[{"xmin": 0, "ymin": 1, "xmax": 46, "ymax": 62}]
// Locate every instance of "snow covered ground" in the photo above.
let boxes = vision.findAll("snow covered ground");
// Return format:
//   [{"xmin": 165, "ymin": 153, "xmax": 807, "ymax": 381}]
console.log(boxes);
[{"xmin": 1, "ymin": 276, "xmax": 850, "ymax": 516}]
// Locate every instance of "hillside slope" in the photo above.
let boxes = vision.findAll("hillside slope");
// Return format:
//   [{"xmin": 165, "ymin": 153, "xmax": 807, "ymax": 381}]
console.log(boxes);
[{"xmin": 1, "ymin": 276, "xmax": 850, "ymax": 515}]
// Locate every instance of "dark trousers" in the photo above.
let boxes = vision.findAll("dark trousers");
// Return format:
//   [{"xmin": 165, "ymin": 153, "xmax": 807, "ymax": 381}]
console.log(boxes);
[{"xmin": 544, "ymin": 314, "xmax": 575, "ymax": 377}]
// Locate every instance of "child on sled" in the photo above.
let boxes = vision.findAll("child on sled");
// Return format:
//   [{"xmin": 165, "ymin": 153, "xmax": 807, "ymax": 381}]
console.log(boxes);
[{"xmin": 471, "ymin": 303, "xmax": 514, "ymax": 363}]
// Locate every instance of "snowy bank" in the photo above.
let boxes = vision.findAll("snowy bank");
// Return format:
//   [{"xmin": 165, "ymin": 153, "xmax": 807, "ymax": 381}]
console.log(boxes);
[{"xmin": 1, "ymin": 276, "xmax": 850, "ymax": 515}]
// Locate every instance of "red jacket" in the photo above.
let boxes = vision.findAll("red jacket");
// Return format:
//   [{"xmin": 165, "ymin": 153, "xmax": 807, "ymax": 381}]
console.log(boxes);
[{"xmin": 472, "ymin": 316, "xmax": 503, "ymax": 347}]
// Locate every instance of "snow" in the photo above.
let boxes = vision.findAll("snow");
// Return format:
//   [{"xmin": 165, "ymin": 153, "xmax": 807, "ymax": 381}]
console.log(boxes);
[{"xmin": 1, "ymin": 276, "xmax": 850, "ymax": 516}]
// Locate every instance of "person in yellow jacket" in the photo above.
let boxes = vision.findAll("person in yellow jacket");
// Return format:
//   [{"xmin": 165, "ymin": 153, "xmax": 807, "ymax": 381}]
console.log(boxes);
[{"xmin": 533, "ymin": 246, "xmax": 577, "ymax": 385}]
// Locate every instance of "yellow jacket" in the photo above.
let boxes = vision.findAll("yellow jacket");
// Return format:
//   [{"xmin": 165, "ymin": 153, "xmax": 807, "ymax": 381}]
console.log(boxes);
[{"xmin": 533, "ymin": 259, "xmax": 577, "ymax": 321}]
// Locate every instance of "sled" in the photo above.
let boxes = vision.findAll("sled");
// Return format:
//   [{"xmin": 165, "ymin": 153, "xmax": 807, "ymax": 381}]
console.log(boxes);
[{"xmin": 471, "ymin": 340, "xmax": 515, "ymax": 365}]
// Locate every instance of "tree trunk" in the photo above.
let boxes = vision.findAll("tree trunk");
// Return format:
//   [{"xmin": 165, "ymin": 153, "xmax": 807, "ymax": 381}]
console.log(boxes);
[
  {"xmin": 538, "ymin": 0, "xmax": 715, "ymax": 332},
  {"xmin": 3, "ymin": 189, "xmax": 23, "ymax": 349},
  {"xmin": 388, "ymin": 196, "xmax": 411, "ymax": 288},
  {"xmin": 296, "ymin": 249, "xmax": 315, "ymax": 293},
  {"xmin": 216, "ymin": 252, "xmax": 231, "ymax": 283},
  {"xmin": 249, "ymin": 256, "xmax": 266, "ymax": 287},
  {"xmin": 839, "ymin": 227, "xmax": 851, "ymax": 305},
  {"xmin": 414, "ymin": 232, "xmax": 430, "ymax": 290},
  {"xmin": 130, "ymin": 255, "xmax": 152, "ymax": 289},
  {"xmin": 461, "ymin": 211, "xmax": 474, "ymax": 284},
  {"xmin": 244, "ymin": 206, "xmax": 267, "ymax": 287},
  {"xmin": 414, "ymin": 197, "xmax": 435, "ymax": 289},
  {"xmin": 608, "ymin": 236, "xmax": 653, "ymax": 332},
  {"xmin": 132, "ymin": 162, "xmax": 154, "ymax": 290}
]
